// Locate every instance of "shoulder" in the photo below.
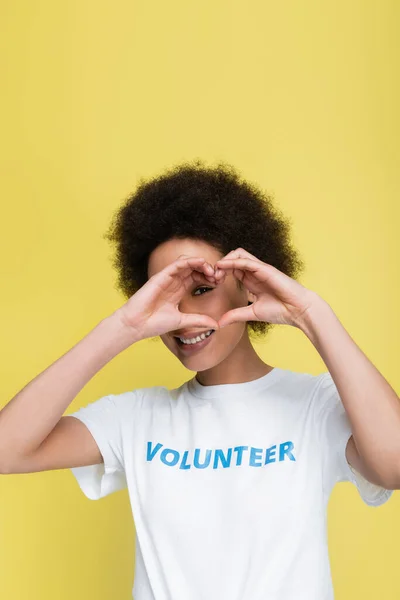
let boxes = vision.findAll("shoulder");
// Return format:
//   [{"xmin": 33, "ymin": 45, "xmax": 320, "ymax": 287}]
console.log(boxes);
[
  {"xmin": 283, "ymin": 369, "xmax": 335, "ymax": 397},
  {"xmin": 112, "ymin": 384, "xmax": 177, "ymax": 414},
  {"xmin": 274, "ymin": 368, "xmax": 327, "ymax": 402}
]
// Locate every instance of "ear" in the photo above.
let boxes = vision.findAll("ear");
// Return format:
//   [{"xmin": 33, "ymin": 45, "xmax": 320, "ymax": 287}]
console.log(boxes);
[
  {"xmin": 247, "ymin": 291, "xmax": 256, "ymax": 305},
  {"xmin": 237, "ymin": 279, "xmax": 255, "ymax": 305}
]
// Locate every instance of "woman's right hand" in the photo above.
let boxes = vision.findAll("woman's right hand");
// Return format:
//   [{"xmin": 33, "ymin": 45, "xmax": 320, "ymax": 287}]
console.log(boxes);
[{"xmin": 113, "ymin": 256, "xmax": 224, "ymax": 340}]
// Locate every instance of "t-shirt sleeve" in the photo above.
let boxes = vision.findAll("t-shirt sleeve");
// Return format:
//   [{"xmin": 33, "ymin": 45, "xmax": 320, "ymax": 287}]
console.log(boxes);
[
  {"xmin": 314, "ymin": 372, "xmax": 394, "ymax": 507},
  {"xmin": 68, "ymin": 393, "xmax": 130, "ymax": 500}
]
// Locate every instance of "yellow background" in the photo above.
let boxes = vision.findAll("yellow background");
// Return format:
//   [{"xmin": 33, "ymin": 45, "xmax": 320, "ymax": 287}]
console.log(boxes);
[{"xmin": 1, "ymin": 1, "xmax": 399, "ymax": 598}]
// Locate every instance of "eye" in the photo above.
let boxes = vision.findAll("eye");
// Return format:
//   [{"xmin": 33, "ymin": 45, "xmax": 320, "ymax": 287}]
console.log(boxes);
[{"xmin": 193, "ymin": 286, "xmax": 213, "ymax": 296}]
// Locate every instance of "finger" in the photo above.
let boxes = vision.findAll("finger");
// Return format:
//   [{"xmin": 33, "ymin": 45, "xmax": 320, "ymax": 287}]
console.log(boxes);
[
  {"xmin": 219, "ymin": 248, "xmax": 263, "ymax": 264},
  {"xmin": 179, "ymin": 312, "xmax": 220, "ymax": 331},
  {"xmin": 154, "ymin": 259, "xmax": 216, "ymax": 299},
  {"xmin": 215, "ymin": 257, "xmax": 296, "ymax": 299},
  {"xmin": 190, "ymin": 269, "xmax": 218, "ymax": 286},
  {"xmin": 213, "ymin": 267, "xmax": 226, "ymax": 281},
  {"xmin": 217, "ymin": 305, "xmax": 257, "ymax": 329},
  {"xmin": 214, "ymin": 266, "xmax": 247, "ymax": 285},
  {"xmin": 187, "ymin": 258, "xmax": 216, "ymax": 280},
  {"xmin": 179, "ymin": 267, "xmax": 223, "ymax": 296},
  {"xmin": 163, "ymin": 257, "xmax": 215, "ymax": 281},
  {"xmin": 214, "ymin": 257, "xmax": 261, "ymax": 274}
]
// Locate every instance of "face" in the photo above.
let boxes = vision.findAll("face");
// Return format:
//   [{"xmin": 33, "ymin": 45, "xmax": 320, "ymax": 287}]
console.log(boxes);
[{"xmin": 147, "ymin": 237, "xmax": 252, "ymax": 372}]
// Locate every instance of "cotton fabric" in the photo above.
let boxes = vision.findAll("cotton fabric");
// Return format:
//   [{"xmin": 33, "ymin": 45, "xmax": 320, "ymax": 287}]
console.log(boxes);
[{"xmin": 69, "ymin": 367, "xmax": 393, "ymax": 600}]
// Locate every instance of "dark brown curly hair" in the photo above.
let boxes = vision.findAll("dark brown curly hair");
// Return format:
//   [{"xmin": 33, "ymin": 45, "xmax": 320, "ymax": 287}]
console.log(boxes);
[{"xmin": 103, "ymin": 159, "xmax": 305, "ymax": 340}]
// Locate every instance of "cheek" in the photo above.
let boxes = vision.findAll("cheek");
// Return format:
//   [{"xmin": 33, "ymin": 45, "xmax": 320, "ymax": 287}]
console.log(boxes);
[
  {"xmin": 160, "ymin": 334, "xmax": 174, "ymax": 351},
  {"xmin": 211, "ymin": 287, "xmax": 241, "ymax": 313},
  {"xmin": 208, "ymin": 321, "xmax": 247, "ymax": 353}
]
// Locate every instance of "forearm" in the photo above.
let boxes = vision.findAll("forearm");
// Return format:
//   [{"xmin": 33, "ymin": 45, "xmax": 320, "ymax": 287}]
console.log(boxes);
[
  {"xmin": 299, "ymin": 294, "xmax": 400, "ymax": 485},
  {"xmin": 0, "ymin": 311, "xmax": 140, "ymax": 463}
]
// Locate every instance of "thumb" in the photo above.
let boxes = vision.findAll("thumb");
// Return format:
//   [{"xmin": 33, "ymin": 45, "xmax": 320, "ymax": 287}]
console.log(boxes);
[
  {"xmin": 218, "ymin": 305, "xmax": 255, "ymax": 329},
  {"xmin": 179, "ymin": 313, "xmax": 220, "ymax": 332}
]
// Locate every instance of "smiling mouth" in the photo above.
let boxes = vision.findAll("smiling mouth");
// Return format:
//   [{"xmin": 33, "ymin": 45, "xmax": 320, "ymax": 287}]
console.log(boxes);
[{"xmin": 175, "ymin": 329, "xmax": 216, "ymax": 350}]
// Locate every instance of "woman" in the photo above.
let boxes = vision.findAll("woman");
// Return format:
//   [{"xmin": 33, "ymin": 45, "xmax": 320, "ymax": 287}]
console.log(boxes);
[{"xmin": 1, "ymin": 160, "xmax": 397, "ymax": 600}]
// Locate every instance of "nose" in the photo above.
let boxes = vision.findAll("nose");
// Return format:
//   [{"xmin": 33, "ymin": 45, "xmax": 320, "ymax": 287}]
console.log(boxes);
[
  {"xmin": 178, "ymin": 292, "xmax": 210, "ymax": 315},
  {"xmin": 178, "ymin": 297, "xmax": 195, "ymax": 314}
]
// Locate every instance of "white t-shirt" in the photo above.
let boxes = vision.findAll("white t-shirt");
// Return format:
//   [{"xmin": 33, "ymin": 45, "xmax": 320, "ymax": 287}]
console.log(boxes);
[{"xmin": 69, "ymin": 367, "xmax": 394, "ymax": 600}]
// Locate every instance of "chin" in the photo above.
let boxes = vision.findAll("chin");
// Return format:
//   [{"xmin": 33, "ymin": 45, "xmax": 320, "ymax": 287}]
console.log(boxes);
[
  {"xmin": 173, "ymin": 343, "xmax": 237, "ymax": 373},
  {"xmin": 179, "ymin": 354, "xmax": 222, "ymax": 372}
]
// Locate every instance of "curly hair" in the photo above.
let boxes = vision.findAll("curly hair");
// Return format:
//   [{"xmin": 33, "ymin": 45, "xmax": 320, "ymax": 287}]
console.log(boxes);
[{"xmin": 103, "ymin": 158, "xmax": 305, "ymax": 340}]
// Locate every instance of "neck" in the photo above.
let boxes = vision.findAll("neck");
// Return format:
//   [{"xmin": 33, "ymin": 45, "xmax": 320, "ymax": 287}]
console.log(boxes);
[{"xmin": 195, "ymin": 329, "xmax": 273, "ymax": 387}]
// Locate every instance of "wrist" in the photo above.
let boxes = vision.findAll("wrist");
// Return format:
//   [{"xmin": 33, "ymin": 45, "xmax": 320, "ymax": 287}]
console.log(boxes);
[
  {"xmin": 103, "ymin": 310, "xmax": 144, "ymax": 347},
  {"xmin": 295, "ymin": 294, "xmax": 333, "ymax": 339}
]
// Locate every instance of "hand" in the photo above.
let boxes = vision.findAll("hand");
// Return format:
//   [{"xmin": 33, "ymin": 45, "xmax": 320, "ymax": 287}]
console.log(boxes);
[
  {"xmin": 214, "ymin": 248, "xmax": 317, "ymax": 329},
  {"xmin": 114, "ymin": 256, "xmax": 221, "ymax": 340}
]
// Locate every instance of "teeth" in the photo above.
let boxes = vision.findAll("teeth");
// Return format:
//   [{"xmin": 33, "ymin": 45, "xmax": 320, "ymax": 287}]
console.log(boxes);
[{"xmin": 179, "ymin": 330, "xmax": 213, "ymax": 345}]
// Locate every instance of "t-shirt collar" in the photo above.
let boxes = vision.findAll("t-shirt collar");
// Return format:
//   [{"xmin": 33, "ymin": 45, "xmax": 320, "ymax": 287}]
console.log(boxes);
[{"xmin": 186, "ymin": 367, "xmax": 286, "ymax": 399}]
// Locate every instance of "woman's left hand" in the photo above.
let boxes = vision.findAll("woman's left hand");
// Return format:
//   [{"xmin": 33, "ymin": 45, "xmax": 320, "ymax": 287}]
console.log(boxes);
[{"xmin": 214, "ymin": 248, "xmax": 319, "ymax": 329}]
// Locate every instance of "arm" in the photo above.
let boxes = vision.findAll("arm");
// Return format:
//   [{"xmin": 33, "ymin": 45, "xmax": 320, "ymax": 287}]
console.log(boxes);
[
  {"xmin": 213, "ymin": 248, "xmax": 400, "ymax": 490},
  {"xmin": 0, "ymin": 256, "xmax": 218, "ymax": 475},
  {"xmin": 0, "ymin": 312, "xmax": 139, "ymax": 473},
  {"xmin": 299, "ymin": 295, "xmax": 400, "ymax": 490}
]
